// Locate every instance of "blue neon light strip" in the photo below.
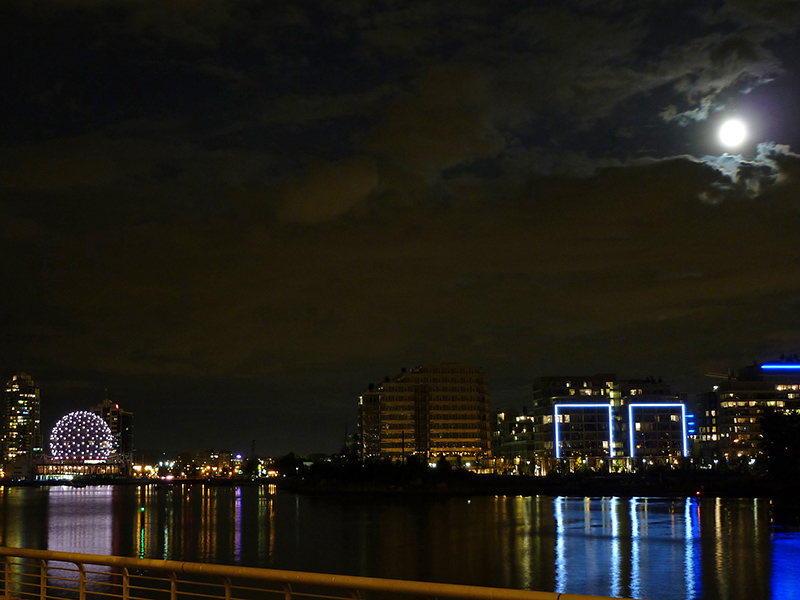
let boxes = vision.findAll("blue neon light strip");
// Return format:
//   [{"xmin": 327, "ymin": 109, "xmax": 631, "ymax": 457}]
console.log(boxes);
[
  {"xmin": 554, "ymin": 404, "xmax": 613, "ymax": 460},
  {"xmin": 628, "ymin": 403, "xmax": 688, "ymax": 458},
  {"xmin": 761, "ymin": 364, "xmax": 800, "ymax": 370}
]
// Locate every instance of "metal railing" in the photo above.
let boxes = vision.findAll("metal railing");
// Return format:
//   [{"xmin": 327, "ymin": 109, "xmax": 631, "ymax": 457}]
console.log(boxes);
[{"xmin": 0, "ymin": 547, "xmax": 633, "ymax": 600}]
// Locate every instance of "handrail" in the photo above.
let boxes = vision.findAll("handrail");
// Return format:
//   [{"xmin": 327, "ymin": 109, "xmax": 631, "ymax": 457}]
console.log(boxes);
[{"xmin": 0, "ymin": 546, "xmax": 636, "ymax": 600}]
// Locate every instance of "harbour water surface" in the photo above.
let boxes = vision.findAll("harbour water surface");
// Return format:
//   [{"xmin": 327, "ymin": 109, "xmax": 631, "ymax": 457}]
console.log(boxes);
[{"xmin": 1, "ymin": 485, "xmax": 798, "ymax": 600}]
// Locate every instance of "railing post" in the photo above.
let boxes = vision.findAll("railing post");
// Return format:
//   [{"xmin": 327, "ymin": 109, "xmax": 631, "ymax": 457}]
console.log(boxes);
[
  {"xmin": 77, "ymin": 563, "xmax": 87, "ymax": 600},
  {"xmin": 39, "ymin": 559, "xmax": 47, "ymax": 600},
  {"xmin": 170, "ymin": 571, "xmax": 178, "ymax": 600},
  {"xmin": 4, "ymin": 555, "xmax": 10, "ymax": 600},
  {"xmin": 223, "ymin": 576, "xmax": 232, "ymax": 600},
  {"xmin": 123, "ymin": 567, "xmax": 130, "ymax": 600},
  {"xmin": 281, "ymin": 582, "xmax": 292, "ymax": 600}
]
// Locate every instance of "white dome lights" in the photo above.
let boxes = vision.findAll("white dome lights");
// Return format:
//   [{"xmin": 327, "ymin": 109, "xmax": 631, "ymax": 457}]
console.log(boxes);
[{"xmin": 50, "ymin": 411, "xmax": 116, "ymax": 461}]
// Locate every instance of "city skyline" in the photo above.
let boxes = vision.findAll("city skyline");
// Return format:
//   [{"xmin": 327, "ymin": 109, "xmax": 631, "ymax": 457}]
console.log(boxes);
[
  {"xmin": 9, "ymin": 355, "xmax": 798, "ymax": 459},
  {"xmin": 2, "ymin": 1, "xmax": 800, "ymax": 456}
]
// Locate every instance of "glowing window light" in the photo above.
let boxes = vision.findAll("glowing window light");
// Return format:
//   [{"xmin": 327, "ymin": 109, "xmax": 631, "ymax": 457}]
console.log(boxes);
[
  {"xmin": 627, "ymin": 403, "xmax": 687, "ymax": 458},
  {"xmin": 50, "ymin": 411, "xmax": 116, "ymax": 461},
  {"xmin": 553, "ymin": 404, "xmax": 614, "ymax": 459},
  {"xmin": 761, "ymin": 364, "xmax": 800, "ymax": 370}
]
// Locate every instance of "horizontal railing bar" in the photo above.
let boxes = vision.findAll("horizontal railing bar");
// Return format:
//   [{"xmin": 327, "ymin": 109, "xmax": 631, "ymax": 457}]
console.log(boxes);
[
  {"xmin": 230, "ymin": 583, "xmax": 285, "ymax": 594},
  {"xmin": 86, "ymin": 589, "xmax": 127, "ymax": 598},
  {"xmin": 0, "ymin": 547, "xmax": 635, "ymax": 600}
]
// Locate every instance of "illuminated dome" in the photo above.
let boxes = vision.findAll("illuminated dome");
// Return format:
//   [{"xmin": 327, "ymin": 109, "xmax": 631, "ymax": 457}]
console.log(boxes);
[{"xmin": 50, "ymin": 411, "xmax": 116, "ymax": 461}]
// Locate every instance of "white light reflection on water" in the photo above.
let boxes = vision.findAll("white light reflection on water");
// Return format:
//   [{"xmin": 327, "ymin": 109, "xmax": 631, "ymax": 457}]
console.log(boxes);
[
  {"xmin": 46, "ymin": 487, "xmax": 117, "ymax": 595},
  {"xmin": 631, "ymin": 497, "xmax": 641, "ymax": 599},
  {"xmin": 517, "ymin": 496, "xmax": 533, "ymax": 590},
  {"xmin": 554, "ymin": 497, "xmax": 566, "ymax": 594},
  {"xmin": 610, "ymin": 496, "xmax": 621, "ymax": 599},
  {"xmin": 47, "ymin": 487, "xmax": 113, "ymax": 555}
]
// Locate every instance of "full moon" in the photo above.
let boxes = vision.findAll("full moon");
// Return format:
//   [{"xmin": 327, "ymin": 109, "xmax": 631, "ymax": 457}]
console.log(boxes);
[{"xmin": 719, "ymin": 119, "xmax": 747, "ymax": 148}]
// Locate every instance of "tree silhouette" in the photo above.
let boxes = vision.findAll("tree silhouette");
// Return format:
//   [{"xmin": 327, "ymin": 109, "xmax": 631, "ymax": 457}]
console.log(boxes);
[{"xmin": 761, "ymin": 410, "xmax": 800, "ymax": 480}]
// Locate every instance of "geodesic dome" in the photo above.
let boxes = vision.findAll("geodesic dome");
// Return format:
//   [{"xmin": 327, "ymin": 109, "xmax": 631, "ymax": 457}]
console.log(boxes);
[{"xmin": 50, "ymin": 411, "xmax": 116, "ymax": 461}]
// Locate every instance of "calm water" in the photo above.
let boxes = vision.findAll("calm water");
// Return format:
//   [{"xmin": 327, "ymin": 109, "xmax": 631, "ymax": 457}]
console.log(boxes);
[{"xmin": 0, "ymin": 484, "xmax": 798, "ymax": 600}]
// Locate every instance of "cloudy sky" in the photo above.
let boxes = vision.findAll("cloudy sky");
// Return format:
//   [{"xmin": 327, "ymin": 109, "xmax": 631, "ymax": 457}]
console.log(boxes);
[{"xmin": 3, "ymin": 0, "xmax": 800, "ymax": 457}]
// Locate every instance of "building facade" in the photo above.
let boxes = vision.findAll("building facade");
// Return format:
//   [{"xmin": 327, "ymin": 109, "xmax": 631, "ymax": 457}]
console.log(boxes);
[
  {"xmin": 2, "ymin": 373, "xmax": 42, "ymax": 478},
  {"xmin": 359, "ymin": 363, "xmax": 490, "ymax": 465},
  {"xmin": 626, "ymin": 398, "xmax": 687, "ymax": 464},
  {"xmin": 528, "ymin": 374, "xmax": 620, "ymax": 474},
  {"xmin": 621, "ymin": 378, "xmax": 689, "ymax": 464},
  {"xmin": 493, "ymin": 409, "xmax": 536, "ymax": 474},
  {"xmin": 496, "ymin": 374, "xmax": 689, "ymax": 474}
]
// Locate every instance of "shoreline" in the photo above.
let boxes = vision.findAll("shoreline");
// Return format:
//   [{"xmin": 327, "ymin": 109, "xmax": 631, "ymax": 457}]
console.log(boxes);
[
  {"xmin": 277, "ymin": 471, "xmax": 800, "ymax": 500},
  {"xmin": 4, "ymin": 471, "xmax": 798, "ymax": 502}
]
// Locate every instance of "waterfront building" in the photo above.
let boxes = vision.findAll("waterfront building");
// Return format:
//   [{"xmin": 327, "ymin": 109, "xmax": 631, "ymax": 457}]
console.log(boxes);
[
  {"xmin": 89, "ymin": 393, "xmax": 134, "ymax": 472},
  {"xmin": 2, "ymin": 373, "xmax": 42, "ymax": 478},
  {"xmin": 691, "ymin": 390, "xmax": 720, "ymax": 465},
  {"xmin": 493, "ymin": 409, "xmax": 536, "ymax": 474},
  {"xmin": 39, "ymin": 410, "xmax": 122, "ymax": 480},
  {"xmin": 713, "ymin": 362, "xmax": 800, "ymax": 464},
  {"xmin": 528, "ymin": 374, "xmax": 619, "ymax": 474},
  {"xmin": 520, "ymin": 374, "xmax": 688, "ymax": 474},
  {"xmin": 358, "ymin": 363, "xmax": 490, "ymax": 466},
  {"xmin": 620, "ymin": 378, "xmax": 689, "ymax": 465},
  {"xmin": 195, "ymin": 449, "xmax": 238, "ymax": 477},
  {"xmin": 624, "ymin": 397, "xmax": 688, "ymax": 464}
]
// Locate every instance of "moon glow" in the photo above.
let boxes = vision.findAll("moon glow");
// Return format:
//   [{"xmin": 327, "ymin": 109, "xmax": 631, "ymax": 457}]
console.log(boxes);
[{"xmin": 719, "ymin": 119, "xmax": 747, "ymax": 148}]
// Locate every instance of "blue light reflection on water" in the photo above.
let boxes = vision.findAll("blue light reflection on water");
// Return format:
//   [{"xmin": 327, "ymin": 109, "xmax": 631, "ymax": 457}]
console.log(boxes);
[
  {"xmin": 684, "ymin": 498, "xmax": 700, "ymax": 600},
  {"xmin": 553, "ymin": 496, "xmax": 703, "ymax": 600},
  {"xmin": 771, "ymin": 532, "xmax": 800, "ymax": 600}
]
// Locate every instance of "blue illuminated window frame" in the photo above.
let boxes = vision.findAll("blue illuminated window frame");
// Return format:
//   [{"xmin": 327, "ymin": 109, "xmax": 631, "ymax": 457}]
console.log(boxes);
[
  {"xmin": 627, "ymin": 403, "xmax": 687, "ymax": 458},
  {"xmin": 553, "ymin": 403, "xmax": 614, "ymax": 460}
]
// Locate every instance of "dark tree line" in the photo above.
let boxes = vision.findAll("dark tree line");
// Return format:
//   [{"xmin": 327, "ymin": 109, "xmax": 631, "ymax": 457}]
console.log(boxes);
[{"xmin": 761, "ymin": 410, "xmax": 800, "ymax": 481}]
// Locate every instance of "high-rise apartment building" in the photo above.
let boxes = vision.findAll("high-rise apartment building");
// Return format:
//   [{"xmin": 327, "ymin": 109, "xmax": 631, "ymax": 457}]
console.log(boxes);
[
  {"xmin": 712, "ymin": 362, "xmax": 800, "ymax": 464},
  {"xmin": 89, "ymin": 394, "xmax": 134, "ymax": 470},
  {"xmin": 2, "ymin": 373, "xmax": 42, "ymax": 470},
  {"xmin": 359, "ymin": 363, "xmax": 490, "ymax": 464}
]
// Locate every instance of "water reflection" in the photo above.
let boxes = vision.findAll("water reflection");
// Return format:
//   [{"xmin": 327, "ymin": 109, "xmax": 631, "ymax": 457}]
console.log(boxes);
[{"xmin": 0, "ymin": 486, "xmax": 794, "ymax": 600}]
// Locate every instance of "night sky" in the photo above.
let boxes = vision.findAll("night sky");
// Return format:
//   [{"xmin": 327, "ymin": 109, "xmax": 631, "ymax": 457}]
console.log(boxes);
[{"xmin": 3, "ymin": 0, "xmax": 800, "ymax": 458}]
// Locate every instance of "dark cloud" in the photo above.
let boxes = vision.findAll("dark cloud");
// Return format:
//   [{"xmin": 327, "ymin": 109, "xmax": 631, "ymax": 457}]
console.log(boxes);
[
  {"xmin": 279, "ymin": 156, "xmax": 379, "ymax": 223},
  {"xmin": 696, "ymin": 141, "xmax": 800, "ymax": 201},
  {"xmin": 2, "ymin": 0, "xmax": 800, "ymax": 455}
]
